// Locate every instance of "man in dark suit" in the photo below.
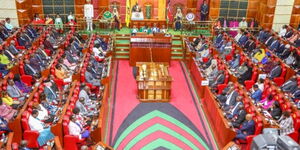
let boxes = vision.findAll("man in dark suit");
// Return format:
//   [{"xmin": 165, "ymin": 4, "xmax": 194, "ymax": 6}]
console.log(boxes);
[
  {"xmin": 274, "ymin": 41, "xmax": 286, "ymax": 55},
  {"xmin": 238, "ymin": 64, "xmax": 252, "ymax": 85},
  {"xmin": 232, "ymin": 106, "xmax": 247, "ymax": 128},
  {"xmin": 281, "ymin": 76, "xmax": 298, "ymax": 93},
  {"xmin": 226, "ymin": 96, "xmax": 243, "ymax": 119},
  {"xmin": 217, "ymin": 82, "xmax": 234, "ymax": 103},
  {"xmin": 24, "ymin": 59, "xmax": 40, "ymax": 78},
  {"xmin": 8, "ymin": 41, "xmax": 20, "ymax": 55},
  {"xmin": 200, "ymin": 0, "xmax": 209, "ymax": 21},
  {"xmin": 222, "ymin": 88, "xmax": 239, "ymax": 108},
  {"xmin": 268, "ymin": 62, "xmax": 282, "ymax": 79},
  {"xmin": 210, "ymin": 70, "xmax": 225, "ymax": 88},
  {"xmin": 284, "ymin": 28, "xmax": 293, "ymax": 39},
  {"xmin": 235, "ymin": 114, "xmax": 255, "ymax": 140},
  {"xmin": 244, "ymin": 37, "xmax": 256, "ymax": 53},
  {"xmin": 292, "ymin": 86, "xmax": 300, "ymax": 101},
  {"xmin": 238, "ymin": 32, "xmax": 249, "ymax": 47},
  {"xmin": 265, "ymin": 35, "xmax": 274, "ymax": 47},
  {"xmin": 43, "ymin": 37, "xmax": 54, "ymax": 51},
  {"xmin": 269, "ymin": 37, "xmax": 280, "ymax": 51}
]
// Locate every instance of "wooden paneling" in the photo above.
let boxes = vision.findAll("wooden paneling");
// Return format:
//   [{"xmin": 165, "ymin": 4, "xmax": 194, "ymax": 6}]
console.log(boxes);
[
  {"xmin": 16, "ymin": 0, "xmax": 33, "ymax": 25},
  {"xmin": 290, "ymin": 0, "xmax": 300, "ymax": 27},
  {"xmin": 209, "ymin": 0, "xmax": 220, "ymax": 20}
]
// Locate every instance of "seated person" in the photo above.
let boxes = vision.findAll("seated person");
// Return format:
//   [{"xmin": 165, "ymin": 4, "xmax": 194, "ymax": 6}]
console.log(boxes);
[
  {"xmin": 0, "ymin": 99, "xmax": 17, "ymax": 120},
  {"xmin": 79, "ymin": 86, "xmax": 94, "ymax": 105},
  {"xmin": 210, "ymin": 70, "xmax": 225, "ymax": 88},
  {"xmin": 68, "ymin": 115, "xmax": 90, "ymax": 140},
  {"xmin": 24, "ymin": 59, "xmax": 41, "ymax": 78},
  {"xmin": 0, "ymin": 116, "xmax": 12, "ymax": 132},
  {"xmin": 217, "ymin": 82, "xmax": 234, "ymax": 103},
  {"xmin": 72, "ymin": 108, "xmax": 91, "ymax": 127},
  {"xmin": 229, "ymin": 54, "xmax": 240, "ymax": 70},
  {"xmin": 222, "ymin": 88, "xmax": 238, "ymax": 108},
  {"xmin": 281, "ymin": 76, "xmax": 298, "ymax": 93},
  {"xmin": 76, "ymin": 97, "xmax": 98, "ymax": 117},
  {"xmin": 28, "ymin": 110, "xmax": 55, "ymax": 146},
  {"xmin": 32, "ymin": 102, "xmax": 54, "ymax": 123},
  {"xmin": 1, "ymin": 91, "xmax": 20, "ymax": 109},
  {"xmin": 231, "ymin": 106, "xmax": 247, "ymax": 129},
  {"xmin": 278, "ymin": 111, "xmax": 294, "ymax": 135},
  {"xmin": 151, "ymin": 23, "xmax": 160, "ymax": 33},
  {"xmin": 269, "ymin": 37, "xmax": 280, "ymax": 51},
  {"xmin": 131, "ymin": 25, "xmax": 139, "ymax": 36},
  {"xmin": 237, "ymin": 63, "xmax": 252, "ymax": 85},
  {"xmin": 225, "ymin": 96, "xmax": 244, "ymax": 119},
  {"xmin": 4, "ymin": 18, "xmax": 14, "ymax": 31},
  {"xmin": 61, "ymin": 55, "xmax": 77, "ymax": 71},
  {"xmin": 140, "ymin": 26, "xmax": 151, "ymax": 34},
  {"xmin": 29, "ymin": 53, "xmax": 43, "ymax": 72},
  {"xmin": 39, "ymin": 93, "xmax": 58, "ymax": 116},
  {"xmin": 85, "ymin": 70, "xmax": 101, "ymax": 87},
  {"xmin": 55, "ymin": 64, "xmax": 72, "ymax": 83},
  {"xmin": 19, "ymin": 140, "xmax": 30, "ymax": 150},
  {"xmin": 258, "ymin": 95, "xmax": 274, "ymax": 110},
  {"xmin": 0, "ymin": 50, "xmax": 12, "ymax": 68},
  {"xmin": 6, "ymin": 79, "xmax": 26, "ymax": 102},
  {"xmin": 268, "ymin": 101, "xmax": 282, "ymax": 120},
  {"xmin": 292, "ymin": 85, "xmax": 300, "ymax": 101},
  {"xmin": 13, "ymin": 74, "xmax": 32, "ymax": 93},
  {"xmin": 250, "ymin": 85, "xmax": 262, "ymax": 103},
  {"xmin": 92, "ymin": 44, "xmax": 105, "ymax": 61},
  {"xmin": 252, "ymin": 48, "xmax": 266, "ymax": 63},
  {"xmin": 160, "ymin": 25, "xmax": 167, "ymax": 33},
  {"xmin": 235, "ymin": 114, "xmax": 255, "ymax": 140},
  {"xmin": 44, "ymin": 80, "xmax": 58, "ymax": 104},
  {"xmin": 86, "ymin": 63, "xmax": 102, "ymax": 79},
  {"xmin": 268, "ymin": 62, "xmax": 282, "ymax": 79},
  {"xmin": 0, "ymin": 63, "xmax": 9, "ymax": 77}
]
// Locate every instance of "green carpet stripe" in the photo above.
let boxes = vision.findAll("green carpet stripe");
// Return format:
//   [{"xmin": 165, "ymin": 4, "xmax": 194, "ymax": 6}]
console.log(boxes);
[
  {"xmin": 141, "ymin": 138, "xmax": 183, "ymax": 150},
  {"xmin": 113, "ymin": 110, "xmax": 209, "ymax": 150},
  {"xmin": 124, "ymin": 124, "xmax": 199, "ymax": 150}
]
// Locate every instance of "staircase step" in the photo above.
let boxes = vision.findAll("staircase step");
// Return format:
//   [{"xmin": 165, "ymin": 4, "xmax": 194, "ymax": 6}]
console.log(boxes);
[
  {"xmin": 116, "ymin": 43, "xmax": 130, "ymax": 47},
  {"xmin": 172, "ymin": 47, "xmax": 183, "ymax": 50},
  {"xmin": 115, "ymin": 51, "xmax": 129, "ymax": 54},
  {"xmin": 172, "ymin": 51, "xmax": 183, "ymax": 54},
  {"xmin": 116, "ymin": 40, "xmax": 130, "ymax": 44},
  {"xmin": 115, "ymin": 55, "xmax": 129, "ymax": 59},
  {"xmin": 171, "ymin": 56, "xmax": 184, "ymax": 60}
]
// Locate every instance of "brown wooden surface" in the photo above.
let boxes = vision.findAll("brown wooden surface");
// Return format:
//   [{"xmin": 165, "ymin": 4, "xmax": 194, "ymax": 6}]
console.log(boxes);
[
  {"xmin": 130, "ymin": 19, "xmax": 167, "ymax": 28},
  {"xmin": 129, "ymin": 35, "xmax": 171, "ymax": 66}
]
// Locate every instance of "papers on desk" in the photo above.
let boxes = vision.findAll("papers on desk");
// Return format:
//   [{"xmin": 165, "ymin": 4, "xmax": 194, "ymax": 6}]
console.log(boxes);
[
  {"xmin": 201, "ymin": 80, "xmax": 209, "ymax": 86},
  {"xmin": 258, "ymin": 74, "xmax": 267, "ymax": 79}
]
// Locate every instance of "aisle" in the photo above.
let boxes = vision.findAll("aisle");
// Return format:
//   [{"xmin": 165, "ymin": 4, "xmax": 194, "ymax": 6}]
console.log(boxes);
[{"xmin": 105, "ymin": 60, "xmax": 217, "ymax": 150}]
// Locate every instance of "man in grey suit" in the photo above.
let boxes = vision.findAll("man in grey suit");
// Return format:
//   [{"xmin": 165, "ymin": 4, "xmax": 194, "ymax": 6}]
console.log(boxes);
[
  {"xmin": 8, "ymin": 40, "xmax": 20, "ymax": 55},
  {"xmin": 210, "ymin": 70, "xmax": 225, "ymax": 88},
  {"xmin": 85, "ymin": 71, "xmax": 101, "ymax": 87},
  {"xmin": 281, "ymin": 76, "xmax": 298, "ymax": 93},
  {"xmin": 222, "ymin": 88, "xmax": 239, "ymax": 108},
  {"xmin": 76, "ymin": 97, "xmax": 95, "ymax": 117},
  {"xmin": 217, "ymin": 82, "xmax": 234, "ymax": 103},
  {"xmin": 6, "ymin": 79, "xmax": 26, "ymax": 101},
  {"xmin": 269, "ymin": 62, "xmax": 282, "ymax": 79},
  {"xmin": 226, "ymin": 97, "xmax": 244, "ymax": 119},
  {"xmin": 44, "ymin": 81, "xmax": 58, "ymax": 104}
]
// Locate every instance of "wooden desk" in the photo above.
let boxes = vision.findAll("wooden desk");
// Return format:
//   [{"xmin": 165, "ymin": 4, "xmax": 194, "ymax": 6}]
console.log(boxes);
[
  {"xmin": 130, "ymin": 19, "xmax": 167, "ymax": 28},
  {"xmin": 136, "ymin": 62, "xmax": 172, "ymax": 102},
  {"xmin": 129, "ymin": 35, "xmax": 171, "ymax": 66}
]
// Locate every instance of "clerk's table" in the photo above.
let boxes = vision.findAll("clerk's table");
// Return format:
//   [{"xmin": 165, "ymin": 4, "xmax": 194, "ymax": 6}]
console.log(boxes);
[{"xmin": 136, "ymin": 62, "xmax": 172, "ymax": 102}]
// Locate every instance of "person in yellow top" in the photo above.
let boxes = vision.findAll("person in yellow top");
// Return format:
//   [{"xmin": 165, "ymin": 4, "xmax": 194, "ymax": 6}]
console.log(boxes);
[
  {"xmin": 55, "ymin": 64, "xmax": 72, "ymax": 82},
  {"xmin": 1, "ymin": 91, "xmax": 20, "ymax": 109},
  {"xmin": 0, "ymin": 50, "xmax": 12, "ymax": 68},
  {"xmin": 252, "ymin": 47, "xmax": 266, "ymax": 63}
]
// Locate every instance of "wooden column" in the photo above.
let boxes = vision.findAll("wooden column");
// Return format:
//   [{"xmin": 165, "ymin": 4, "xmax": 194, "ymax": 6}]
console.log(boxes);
[
  {"xmin": 290, "ymin": 0, "xmax": 300, "ymax": 27},
  {"xmin": 208, "ymin": 0, "xmax": 220, "ymax": 20},
  {"xmin": 15, "ymin": 0, "xmax": 33, "ymax": 25},
  {"xmin": 98, "ymin": 0, "xmax": 109, "ymax": 17},
  {"xmin": 256, "ymin": 0, "xmax": 277, "ymax": 29}
]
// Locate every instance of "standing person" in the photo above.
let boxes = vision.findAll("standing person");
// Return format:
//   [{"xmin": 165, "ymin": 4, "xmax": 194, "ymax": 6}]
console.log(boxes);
[
  {"xmin": 200, "ymin": 0, "xmax": 209, "ymax": 21},
  {"xmin": 112, "ymin": 8, "xmax": 120, "ymax": 31},
  {"xmin": 67, "ymin": 11, "xmax": 75, "ymax": 22},
  {"xmin": 55, "ymin": 14, "xmax": 63, "ymax": 33},
  {"xmin": 84, "ymin": 0, "xmax": 94, "ymax": 31},
  {"xmin": 174, "ymin": 8, "xmax": 183, "ymax": 31}
]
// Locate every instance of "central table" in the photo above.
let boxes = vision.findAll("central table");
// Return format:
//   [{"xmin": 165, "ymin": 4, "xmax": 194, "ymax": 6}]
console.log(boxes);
[{"xmin": 136, "ymin": 62, "xmax": 172, "ymax": 102}]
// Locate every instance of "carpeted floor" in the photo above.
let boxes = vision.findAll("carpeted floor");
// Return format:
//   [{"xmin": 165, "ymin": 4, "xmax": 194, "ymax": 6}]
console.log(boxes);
[{"xmin": 105, "ymin": 60, "xmax": 217, "ymax": 150}]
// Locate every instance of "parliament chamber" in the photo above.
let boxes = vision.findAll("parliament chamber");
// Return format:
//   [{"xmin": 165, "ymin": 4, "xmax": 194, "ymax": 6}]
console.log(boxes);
[{"xmin": 0, "ymin": 0, "xmax": 300, "ymax": 149}]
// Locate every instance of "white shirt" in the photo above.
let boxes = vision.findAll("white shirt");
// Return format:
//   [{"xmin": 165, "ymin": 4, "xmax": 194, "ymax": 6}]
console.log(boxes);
[
  {"xmin": 84, "ymin": 4, "xmax": 94, "ymax": 18},
  {"xmin": 239, "ymin": 21, "xmax": 248, "ymax": 28},
  {"xmin": 93, "ymin": 47, "xmax": 104, "ymax": 58},
  {"xmin": 234, "ymin": 33, "xmax": 242, "ymax": 42},
  {"xmin": 68, "ymin": 121, "xmax": 82, "ymax": 139},
  {"xmin": 68, "ymin": 15, "xmax": 75, "ymax": 22},
  {"xmin": 79, "ymin": 90, "xmax": 91, "ymax": 104},
  {"xmin": 37, "ymin": 104, "xmax": 49, "ymax": 121},
  {"xmin": 279, "ymin": 28, "xmax": 287, "ymax": 37},
  {"xmin": 29, "ymin": 115, "xmax": 44, "ymax": 132}
]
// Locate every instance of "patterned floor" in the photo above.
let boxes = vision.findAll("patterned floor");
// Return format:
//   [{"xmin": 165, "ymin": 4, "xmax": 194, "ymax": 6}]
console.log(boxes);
[{"xmin": 105, "ymin": 60, "xmax": 217, "ymax": 150}]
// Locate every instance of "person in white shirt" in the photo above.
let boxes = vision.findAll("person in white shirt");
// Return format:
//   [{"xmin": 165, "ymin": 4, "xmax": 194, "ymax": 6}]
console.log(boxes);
[
  {"xmin": 92, "ymin": 44, "xmax": 105, "ymax": 59},
  {"xmin": 33, "ymin": 103, "xmax": 54, "ymax": 123},
  {"xmin": 5, "ymin": 18, "xmax": 14, "ymax": 31},
  {"xmin": 28, "ymin": 110, "xmax": 54, "ymax": 146},
  {"xmin": 239, "ymin": 17, "xmax": 248, "ymax": 29},
  {"xmin": 84, "ymin": 0, "xmax": 94, "ymax": 31},
  {"xmin": 79, "ymin": 86, "xmax": 92, "ymax": 105},
  {"xmin": 67, "ymin": 11, "xmax": 75, "ymax": 22},
  {"xmin": 279, "ymin": 25, "xmax": 287, "ymax": 37},
  {"xmin": 68, "ymin": 115, "xmax": 90, "ymax": 139}
]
